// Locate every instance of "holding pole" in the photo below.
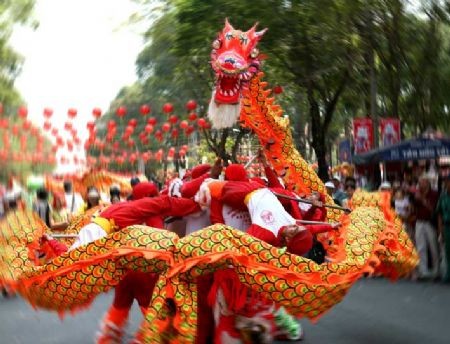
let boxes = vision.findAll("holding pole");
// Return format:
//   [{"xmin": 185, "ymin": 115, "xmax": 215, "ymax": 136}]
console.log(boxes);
[{"xmin": 272, "ymin": 192, "xmax": 352, "ymax": 214}]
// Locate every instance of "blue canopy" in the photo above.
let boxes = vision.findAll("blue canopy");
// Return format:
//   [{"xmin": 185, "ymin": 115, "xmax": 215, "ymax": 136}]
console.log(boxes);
[{"xmin": 353, "ymin": 137, "xmax": 450, "ymax": 165}]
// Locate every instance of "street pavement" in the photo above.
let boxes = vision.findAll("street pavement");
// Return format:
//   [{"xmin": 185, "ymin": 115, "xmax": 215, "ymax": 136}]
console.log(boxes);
[{"xmin": 0, "ymin": 278, "xmax": 449, "ymax": 344}]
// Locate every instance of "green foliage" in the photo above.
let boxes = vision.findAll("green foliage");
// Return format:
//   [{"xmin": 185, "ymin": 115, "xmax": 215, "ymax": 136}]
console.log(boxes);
[{"xmin": 106, "ymin": 0, "xmax": 450, "ymax": 179}]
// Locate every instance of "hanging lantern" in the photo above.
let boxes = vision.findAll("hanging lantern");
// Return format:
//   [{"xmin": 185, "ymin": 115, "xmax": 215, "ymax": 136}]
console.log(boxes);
[
  {"xmin": 182, "ymin": 144, "xmax": 189, "ymax": 152},
  {"xmin": 128, "ymin": 118, "xmax": 138, "ymax": 127},
  {"xmin": 108, "ymin": 120, "xmax": 116, "ymax": 128},
  {"xmin": 140, "ymin": 104, "xmax": 151, "ymax": 116},
  {"xmin": 18, "ymin": 106, "xmax": 28, "ymax": 118},
  {"xmin": 92, "ymin": 107, "xmax": 102, "ymax": 118},
  {"xmin": 180, "ymin": 120, "xmax": 189, "ymax": 129},
  {"xmin": 43, "ymin": 121, "xmax": 51, "ymax": 131},
  {"xmin": 162, "ymin": 103, "xmax": 174, "ymax": 114},
  {"xmin": 185, "ymin": 100, "xmax": 197, "ymax": 111},
  {"xmin": 197, "ymin": 118, "xmax": 207, "ymax": 128},
  {"xmin": 22, "ymin": 120, "xmax": 32, "ymax": 130},
  {"xmin": 147, "ymin": 117, "xmax": 157, "ymax": 125},
  {"xmin": 145, "ymin": 124, "xmax": 154, "ymax": 134},
  {"xmin": 179, "ymin": 149, "xmax": 186, "ymax": 157},
  {"xmin": 169, "ymin": 115, "xmax": 178, "ymax": 124},
  {"xmin": 68, "ymin": 108, "xmax": 78, "ymax": 118},
  {"xmin": 273, "ymin": 85, "xmax": 283, "ymax": 94},
  {"xmin": 64, "ymin": 122, "xmax": 73, "ymax": 130},
  {"xmin": 171, "ymin": 128, "xmax": 179, "ymax": 138},
  {"xmin": 43, "ymin": 107, "xmax": 53, "ymax": 118},
  {"xmin": 185, "ymin": 126, "xmax": 195, "ymax": 136},
  {"xmin": 162, "ymin": 122, "xmax": 171, "ymax": 132},
  {"xmin": 86, "ymin": 121, "xmax": 95, "ymax": 130},
  {"xmin": 188, "ymin": 112, "xmax": 197, "ymax": 121},
  {"xmin": 12, "ymin": 124, "xmax": 19, "ymax": 136},
  {"xmin": 116, "ymin": 106, "xmax": 127, "ymax": 118}
]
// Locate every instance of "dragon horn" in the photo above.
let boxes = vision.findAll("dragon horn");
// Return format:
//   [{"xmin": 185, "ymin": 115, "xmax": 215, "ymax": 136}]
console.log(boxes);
[
  {"xmin": 255, "ymin": 28, "xmax": 268, "ymax": 37},
  {"xmin": 224, "ymin": 18, "xmax": 234, "ymax": 31}
]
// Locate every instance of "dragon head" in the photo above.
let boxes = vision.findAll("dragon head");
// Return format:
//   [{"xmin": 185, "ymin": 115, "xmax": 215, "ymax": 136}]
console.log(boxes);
[{"xmin": 208, "ymin": 19, "xmax": 267, "ymax": 129}]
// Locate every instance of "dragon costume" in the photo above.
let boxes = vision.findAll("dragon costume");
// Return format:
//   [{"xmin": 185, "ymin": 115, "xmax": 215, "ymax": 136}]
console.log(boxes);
[{"xmin": 0, "ymin": 20, "xmax": 418, "ymax": 343}]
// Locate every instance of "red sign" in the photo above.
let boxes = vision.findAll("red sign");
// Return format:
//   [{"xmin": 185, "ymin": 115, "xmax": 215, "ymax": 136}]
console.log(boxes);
[
  {"xmin": 380, "ymin": 118, "xmax": 401, "ymax": 147},
  {"xmin": 353, "ymin": 118, "xmax": 374, "ymax": 154}
]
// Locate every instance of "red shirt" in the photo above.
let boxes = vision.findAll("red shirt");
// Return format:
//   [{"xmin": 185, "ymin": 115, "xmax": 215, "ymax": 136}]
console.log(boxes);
[{"xmin": 99, "ymin": 195, "xmax": 201, "ymax": 229}]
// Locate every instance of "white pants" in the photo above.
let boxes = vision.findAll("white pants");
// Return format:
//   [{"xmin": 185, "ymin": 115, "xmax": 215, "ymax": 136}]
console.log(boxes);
[
  {"xmin": 415, "ymin": 220, "xmax": 439, "ymax": 278},
  {"xmin": 69, "ymin": 223, "xmax": 107, "ymax": 250}
]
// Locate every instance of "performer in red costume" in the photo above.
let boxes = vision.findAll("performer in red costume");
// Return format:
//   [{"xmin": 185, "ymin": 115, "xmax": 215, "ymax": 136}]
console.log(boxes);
[
  {"xmin": 70, "ymin": 187, "xmax": 201, "ymax": 249},
  {"xmin": 205, "ymin": 180, "xmax": 339, "ymax": 343},
  {"xmin": 207, "ymin": 163, "xmax": 252, "ymax": 231},
  {"xmin": 97, "ymin": 182, "xmax": 165, "ymax": 344}
]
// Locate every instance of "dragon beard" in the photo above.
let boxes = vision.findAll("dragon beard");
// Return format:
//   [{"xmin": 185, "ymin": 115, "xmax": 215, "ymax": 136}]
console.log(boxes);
[{"xmin": 208, "ymin": 92, "xmax": 241, "ymax": 129}]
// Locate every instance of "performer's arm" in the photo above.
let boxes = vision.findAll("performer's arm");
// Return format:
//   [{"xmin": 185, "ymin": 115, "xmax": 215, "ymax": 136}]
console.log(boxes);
[
  {"xmin": 210, "ymin": 197, "xmax": 225, "ymax": 224},
  {"xmin": 246, "ymin": 224, "xmax": 278, "ymax": 246},
  {"xmin": 306, "ymin": 223, "xmax": 340, "ymax": 235},
  {"xmin": 181, "ymin": 173, "xmax": 210, "ymax": 199},
  {"xmin": 264, "ymin": 166, "xmax": 283, "ymax": 189}
]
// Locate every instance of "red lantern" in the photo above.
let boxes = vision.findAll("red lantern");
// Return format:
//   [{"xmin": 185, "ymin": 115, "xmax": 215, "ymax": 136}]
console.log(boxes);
[
  {"xmin": 188, "ymin": 112, "xmax": 197, "ymax": 121},
  {"xmin": 185, "ymin": 100, "xmax": 197, "ymax": 111},
  {"xmin": 125, "ymin": 125, "xmax": 134, "ymax": 134},
  {"xmin": 179, "ymin": 149, "xmax": 186, "ymax": 156},
  {"xmin": 169, "ymin": 115, "xmax": 178, "ymax": 124},
  {"xmin": 182, "ymin": 144, "xmax": 189, "ymax": 152},
  {"xmin": 86, "ymin": 121, "xmax": 95, "ymax": 130},
  {"xmin": 43, "ymin": 107, "xmax": 53, "ymax": 118},
  {"xmin": 162, "ymin": 103, "xmax": 174, "ymax": 114},
  {"xmin": 113, "ymin": 142, "xmax": 120, "ymax": 150},
  {"xmin": 64, "ymin": 122, "xmax": 72, "ymax": 130},
  {"xmin": 128, "ymin": 118, "xmax": 138, "ymax": 127},
  {"xmin": 0, "ymin": 118, "xmax": 8, "ymax": 129},
  {"xmin": 22, "ymin": 120, "xmax": 31, "ymax": 130},
  {"xmin": 51, "ymin": 128, "xmax": 58, "ymax": 136},
  {"xmin": 108, "ymin": 120, "xmax": 116, "ymax": 128},
  {"xmin": 168, "ymin": 147, "xmax": 175, "ymax": 157},
  {"xmin": 162, "ymin": 122, "xmax": 171, "ymax": 132},
  {"xmin": 147, "ymin": 117, "xmax": 157, "ymax": 125},
  {"xmin": 92, "ymin": 107, "xmax": 102, "ymax": 118},
  {"xmin": 171, "ymin": 129, "xmax": 179, "ymax": 138},
  {"xmin": 18, "ymin": 106, "xmax": 28, "ymax": 118},
  {"xmin": 12, "ymin": 125, "xmax": 19, "ymax": 136},
  {"xmin": 43, "ymin": 121, "xmax": 51, "ymax": 131},
  {"xmin": 140, "ymin": 104, "xmax": 151, "ymax": 116},
  {"xmin": 116, "ymin": 106, "xmax": 127, "ymax": 117},
  {"xmin": 68, "ymin": 108, "xmax": 77, "ymax": 118},
  {"xmin": 145, "ymin": 124, "xmax": 154, "ymax": 134},
  {"xmin": 197, "ymin": 118, "xmax": 207, "ymax": 128},
  {"xmin": 180, "ymin": 120, "xmax": 189, "ymax": 129},
  {"xmin": 185, "ymin": 126, "xmax": 195, "ymax": 136},
  {"xmin": 273, "ymin": 85, "xmax": 283, "ymax": 94}
]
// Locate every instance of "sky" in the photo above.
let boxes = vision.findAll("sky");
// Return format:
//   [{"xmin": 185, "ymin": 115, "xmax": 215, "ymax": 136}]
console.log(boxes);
[{"xmin": 10, "ymin": 0, "xmax": 147, "ymax": 173}]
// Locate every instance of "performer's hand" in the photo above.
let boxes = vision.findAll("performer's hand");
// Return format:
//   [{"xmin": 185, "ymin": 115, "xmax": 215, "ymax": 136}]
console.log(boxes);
[
  {"xmin": 210, "ymin": 158, "xmax": 223, "ymax": 179},
  {"xmin": 312, "ymin": 200, "xmax": 323, "ymax": 208},
  {"xmin": 331, "ymin": 222, "xmax": 342, "ymax": 229}
]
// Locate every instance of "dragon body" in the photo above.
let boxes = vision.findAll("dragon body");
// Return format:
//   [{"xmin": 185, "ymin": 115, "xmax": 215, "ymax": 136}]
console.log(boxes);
[{"xmin": 0, "ymin": 21, "xmax": 418, "ymax": 343}]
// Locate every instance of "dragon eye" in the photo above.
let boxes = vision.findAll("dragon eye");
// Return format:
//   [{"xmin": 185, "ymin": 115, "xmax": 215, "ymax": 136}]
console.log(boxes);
[
  {"xmin": 250, "ymin": 48, "xmax": 259, "ymax": 58},
  {"xmin": 212, "ymin": 39, "xmax": 221, "ymax": 50}
]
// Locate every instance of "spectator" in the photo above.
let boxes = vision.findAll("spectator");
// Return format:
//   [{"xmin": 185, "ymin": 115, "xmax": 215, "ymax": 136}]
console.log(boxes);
[
  {"xmin": 85, "ymin": 186, "xmax": 101, "ymax": 211},
  {"xmin": 342, "ymin": 177, "xmax": 356, "ymax": 208},
  {"xmin": 32, "ymin": 188, "xmax": 51, "ymax": 227},
  {"xmin": 414, "ymin": 176, "xmax": 439, "ymax": 280},
  {"xmin": 50, "ymin": 193, "xmax": 70, "ymax": 231},
  {"xmin": 393, "ymin": 188, "xmax": 414, "ymax": 241},
  {"xmin": 325, "ymin": 181, "xmax": 335, "ymax": 197},
  {"xmin": 331, "ymin": 177, "xmax": 347, "ymax": 206},
  {"xmin": 109, "ymin": 185, "xmax": 122, "ymax": 204},
  {"xmin": 63, "ymin": 180, "xmax": 83, "ymax": 216},
  {"xmin": 436, "ymin": 175, "xmax": 450, "ymax": 283}
]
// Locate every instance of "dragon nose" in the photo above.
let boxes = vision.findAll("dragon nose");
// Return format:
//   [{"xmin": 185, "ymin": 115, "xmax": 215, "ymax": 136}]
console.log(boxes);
[{"xmin": 224, "ymin": 57, "xmax": 236, "ymax": 65}]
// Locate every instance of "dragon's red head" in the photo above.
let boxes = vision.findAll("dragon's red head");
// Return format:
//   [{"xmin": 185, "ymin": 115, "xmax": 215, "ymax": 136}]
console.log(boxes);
[{"xmin": 208, "ymin": 19, "xmax": 267, "ymax": 128}]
